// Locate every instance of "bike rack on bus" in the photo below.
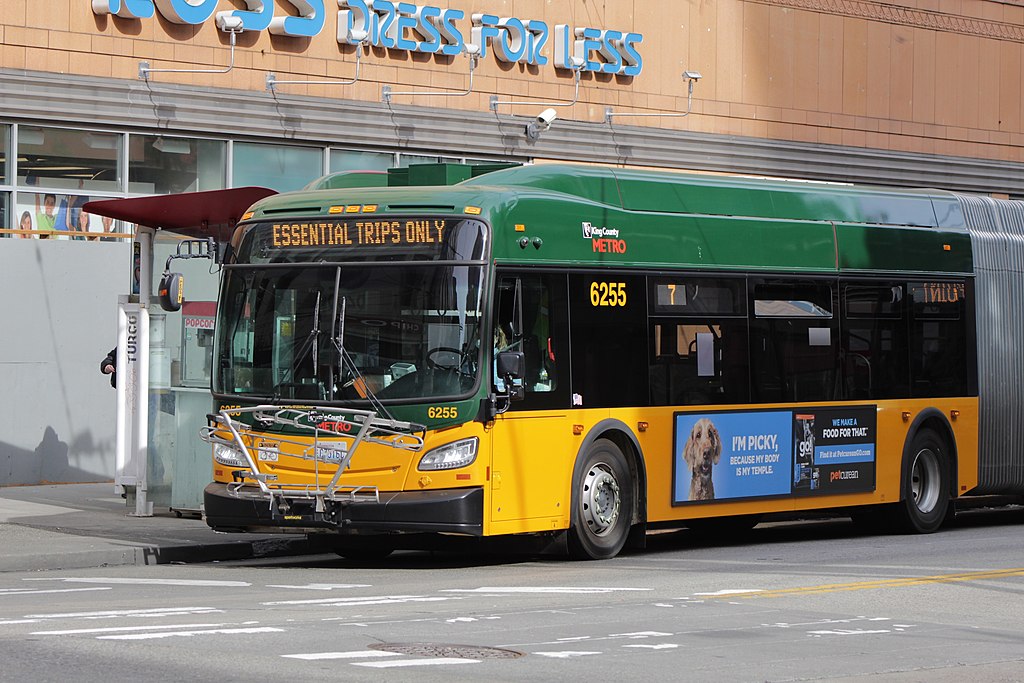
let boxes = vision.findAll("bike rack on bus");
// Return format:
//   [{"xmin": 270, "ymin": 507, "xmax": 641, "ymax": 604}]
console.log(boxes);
[{"xmin": 200, "ymin": 406, "xmax": 425, "ymax": 514}]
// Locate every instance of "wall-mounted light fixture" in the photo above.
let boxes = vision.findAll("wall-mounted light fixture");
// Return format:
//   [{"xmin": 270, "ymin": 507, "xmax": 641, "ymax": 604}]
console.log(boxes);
[
  {"xmin": 139, "ymin": 15, "xmax": 246, "ymax": 81},
  {"xmin": 604, "ymin": 70, "xmax": 702, "ymax": 123},
  {"xmin": 381, "ymin": 42, "xmax": 481, "ymax": 104},
  {"xmin": 267, "ymin": 30, "xmax": 369, "ymax": 92},
  {"xmin": 84, "ymin": 132, "xmax": 119, "ymax": 150},
  {"xmin": 153, "ymin": 137, "xmax": 192, "ymax": 154},
  {"xmin": 489, "ymin": 56, "xmax": 584, "ymax": 113},
  {"xmin": 19, "ymin": 127, "xmax": 46, "ymax": 146}
]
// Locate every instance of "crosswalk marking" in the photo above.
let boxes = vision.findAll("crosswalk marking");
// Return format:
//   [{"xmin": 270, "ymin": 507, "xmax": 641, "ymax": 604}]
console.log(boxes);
[
  {"xmin": 25, "ymin": 578, "xmax": 251, "ymax": 587},
  {"xmin": 262, "ymin": 595, "xmax": 453, "ymax": 607},
  {"xmin": 0, "ymin": 588, "xmax": 112, "ymax": 597},
  {"xmin": 97, "ymin": 627, "xmax": 284, "ymax": 640},
  {"xmin": 33, "ymin": 623, "xmax": 229, "ymax": 636},
  {"xmin": 24, "ymin": 607, "xmax": 221, "ymax": 619}
]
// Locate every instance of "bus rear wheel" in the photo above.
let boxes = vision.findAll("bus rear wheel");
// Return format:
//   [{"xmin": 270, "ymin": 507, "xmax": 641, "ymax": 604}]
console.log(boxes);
[
  {"xmin": 568, "ymin": 439, "xmax": 633, "ymax": 560},
  {"xmin": 897, "ymin": 428, "xmax": 950, "ymax": 534}
]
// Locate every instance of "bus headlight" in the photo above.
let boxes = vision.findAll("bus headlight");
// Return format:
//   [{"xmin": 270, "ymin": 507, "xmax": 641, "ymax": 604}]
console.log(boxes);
[
  {"xmin": 418, "ymin": 438, "xmax": 478, "ymax": 471},
  {"xmin": 213, "ymin": 443, "xmax": 246, "ymax": 467}
]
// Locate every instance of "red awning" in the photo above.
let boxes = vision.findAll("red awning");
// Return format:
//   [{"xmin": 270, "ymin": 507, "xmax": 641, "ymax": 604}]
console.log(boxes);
[{"xmin": 84, "ymin": 186, "xmax": 277, "ymax": 242}]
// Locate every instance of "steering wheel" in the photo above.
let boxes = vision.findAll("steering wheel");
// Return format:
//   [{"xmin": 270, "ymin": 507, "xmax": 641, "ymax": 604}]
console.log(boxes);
[{"xmin": 426, "ymin": 346, "xmax": 464, "ymax": 371}]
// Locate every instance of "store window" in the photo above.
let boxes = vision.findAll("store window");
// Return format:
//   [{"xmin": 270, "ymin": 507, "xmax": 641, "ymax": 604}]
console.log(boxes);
[
  {"xmin": 17, "ymin": 126, "xmax": 121, "ymax": 192},
  {"xmin": 130, "ymin": 135, "xmax": 226, "ymax": 194},
  {"xmin": 13, "ymin": 126, "xmax": 121, "ymax": 239},
  {"xmin": 330, "ymin": 149, "xmax": 394, "ymax": 173},
  {"xmin": 398, "ymin": 153, "xmax": 456, "ymax": 167},
  {"xmin": 14, "ymin": 191, "xmax": 107, "ymax": 240},
  {"xmin": 233, "ymin": 142, "xmax": 322, "ymax": 192},
  {"xmin": 0, "ymin": 123, "xmax": 7, "ymax": 185}
]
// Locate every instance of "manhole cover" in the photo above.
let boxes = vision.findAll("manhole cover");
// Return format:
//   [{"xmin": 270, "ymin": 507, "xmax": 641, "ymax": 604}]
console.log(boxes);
[{"xmin": 368, "ymin": 643, "xmax": 524, "ymax": 660}]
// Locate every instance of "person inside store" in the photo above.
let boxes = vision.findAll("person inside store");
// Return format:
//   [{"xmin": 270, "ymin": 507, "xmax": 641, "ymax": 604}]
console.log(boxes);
[
  {"xmin": 18, "ymin": 211, "xmax": 33, "ymax": 238},
  {"xmin": 34, "ymin": 193, "xmax": 57, "ymax": 238}
]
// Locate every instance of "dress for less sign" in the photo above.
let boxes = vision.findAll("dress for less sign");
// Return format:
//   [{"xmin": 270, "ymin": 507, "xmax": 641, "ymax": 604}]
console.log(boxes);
[{"xmin": 91, "ymin": 0, "xmax": 643, "ymax": 76}]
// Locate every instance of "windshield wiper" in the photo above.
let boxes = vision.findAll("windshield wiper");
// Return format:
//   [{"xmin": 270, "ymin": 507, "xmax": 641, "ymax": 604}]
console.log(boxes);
[
  {"xmin": 272, "ymin": 290, "xmax": 321, "ymax": 402},
  {"xmin": 329, "ymin": 287, "xmax": 395, "ymax": 421}
]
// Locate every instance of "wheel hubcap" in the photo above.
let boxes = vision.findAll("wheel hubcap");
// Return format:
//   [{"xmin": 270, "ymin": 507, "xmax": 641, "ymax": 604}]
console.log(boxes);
[
  {"xmin": 581, "ymin": 463, "xmax": 621, "ymax": 535},
  {"xmin": 910, "ymin": 447, "xmax": 940, "ymax": 514}
]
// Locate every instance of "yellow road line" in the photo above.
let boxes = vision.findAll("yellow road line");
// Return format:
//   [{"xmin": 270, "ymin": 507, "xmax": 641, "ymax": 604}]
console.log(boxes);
[{"xmin": 704, "ymin": 567, "xmax": 1024, "ymax": 600}]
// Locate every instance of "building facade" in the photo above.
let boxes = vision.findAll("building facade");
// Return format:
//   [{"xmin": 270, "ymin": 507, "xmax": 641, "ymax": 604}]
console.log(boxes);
[{"xmin": 1, "ymin": 0, "xmax": 1022, "ymax": 486}]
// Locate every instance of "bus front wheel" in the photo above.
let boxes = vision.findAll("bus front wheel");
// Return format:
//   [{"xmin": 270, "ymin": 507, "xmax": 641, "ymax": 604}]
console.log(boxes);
[
  {"xmin": 897, "ymin": 428, "xmax": 950, "ymax": 534},
  {"xmin": 568, "ymin": 439, "xmax": 633, "ymax": 560}
]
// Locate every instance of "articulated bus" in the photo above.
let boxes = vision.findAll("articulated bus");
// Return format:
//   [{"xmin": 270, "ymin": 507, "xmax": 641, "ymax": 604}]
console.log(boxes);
[{"xmin": 174, "ymin": 163, "xmax": 1023, "ymax": 560}]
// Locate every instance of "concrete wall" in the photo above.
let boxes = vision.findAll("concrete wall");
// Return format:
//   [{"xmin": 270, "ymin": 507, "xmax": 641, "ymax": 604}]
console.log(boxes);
[
  {"xmin": 0, "ymin": 238, "xmax": 222, "ymax": 486},
  {"xmin": 0, "ymin": 240, "xmax": 128, "ymax": 484}
]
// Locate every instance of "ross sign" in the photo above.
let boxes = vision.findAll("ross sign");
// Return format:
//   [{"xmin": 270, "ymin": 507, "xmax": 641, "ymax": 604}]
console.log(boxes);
[
  {"xmin": 673, "ymin": 406, "xmax": 876, "ymax": 504},
  {"xmin": 91, "ymin": 0, "xmax": 644, "ymax": 75}
]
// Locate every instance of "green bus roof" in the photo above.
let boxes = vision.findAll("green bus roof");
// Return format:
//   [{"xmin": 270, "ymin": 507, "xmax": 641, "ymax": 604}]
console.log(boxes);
[{"xmin": 246, "ymin": 163, "xmax": 973, "ymax": 276}]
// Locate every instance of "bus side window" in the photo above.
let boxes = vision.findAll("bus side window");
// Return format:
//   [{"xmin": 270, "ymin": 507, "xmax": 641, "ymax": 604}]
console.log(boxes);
[
  {"xmin": 909, "ymin": 281, "xmax": 968, "ymax": 397},
  {"xmin": 494, "ymin": 272, "xmax": 569, "ymax": 409},
  {"xmin": 647, "ymin": 276, "xmax": 748, "ymax": 407},
  {"xmin": 750, "ymin": 279, "xmax": 839, "ymax": 403},
  {"xmin": 648, "ymin": 321, "xmax": 749, "ymax": 405},
  {"xmin": 842, "ymin": 282, "xmax": 908, "ymax": 399}
]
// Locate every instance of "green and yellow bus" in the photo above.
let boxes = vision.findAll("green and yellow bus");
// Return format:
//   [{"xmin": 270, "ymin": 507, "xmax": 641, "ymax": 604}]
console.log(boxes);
[{"xmin": 190, "ymin": 163, "xmax": 1023, "ymax": 559}]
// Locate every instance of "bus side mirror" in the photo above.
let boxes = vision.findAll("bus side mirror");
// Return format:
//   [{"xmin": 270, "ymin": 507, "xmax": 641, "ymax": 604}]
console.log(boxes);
[
  {"xmin": 497, "ymin": 351, "xmax": 524, "ymax": 379},
  {"xmin": 158, "ymin": 272, "xmax": 184, "ymax": 312},
  {"xmin": 497, "ymin": 351, "xmax": 525, "ymax": 401}
]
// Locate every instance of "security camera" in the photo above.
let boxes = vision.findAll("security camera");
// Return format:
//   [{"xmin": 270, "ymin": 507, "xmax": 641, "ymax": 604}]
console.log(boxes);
[
  {"xmin": 536, "ymin": 108, "xmax": 557, "ymax": 127},
  {"xmin": 525, "ymin": 108, "xmax": 557, "ymax": 140},
  {"xmin": 216, "ymin": 13, "xmax": 245, "ymax": 32}
]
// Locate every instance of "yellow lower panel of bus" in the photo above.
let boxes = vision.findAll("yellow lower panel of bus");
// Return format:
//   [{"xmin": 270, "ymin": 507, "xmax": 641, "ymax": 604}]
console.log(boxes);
[{"xmin": 480, "ymin": 398, "xmax": 978, "ymax": 536}]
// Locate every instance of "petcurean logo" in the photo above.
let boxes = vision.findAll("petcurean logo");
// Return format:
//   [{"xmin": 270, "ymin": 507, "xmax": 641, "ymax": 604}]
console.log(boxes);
[{"xmin": 91, "ymin": 0, "xmax": 644, "ymax": 76}]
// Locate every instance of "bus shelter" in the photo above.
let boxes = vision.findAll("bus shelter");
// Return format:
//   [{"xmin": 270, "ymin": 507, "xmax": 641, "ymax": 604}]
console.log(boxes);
[{"xmin": 85, "ymin": 188, "xmax": 274, "ymax": 516}]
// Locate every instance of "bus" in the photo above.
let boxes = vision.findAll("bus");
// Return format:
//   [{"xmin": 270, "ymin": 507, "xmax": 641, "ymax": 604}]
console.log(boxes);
[{"xmin": 180, "ymin": 162, "xmax": 1023, "ymax": 560}]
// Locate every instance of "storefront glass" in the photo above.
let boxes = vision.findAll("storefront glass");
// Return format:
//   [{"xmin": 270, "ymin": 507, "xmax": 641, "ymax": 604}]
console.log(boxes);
[
  {"xmin": 0, "ymin": 123, "xmax": 7, "ymax": 184},
  {"xmin": 129, "ymin": 135, "xmax": 226, "ymax": 194},
  {"xmin": 14, "ymin": 190, "xmax": 106, "ymax": 240},
  {"xmin": 398, "ymin": 153, "xmax": 442, "ymax": 167},
  {"xmin": 17, "ymin": 126, "xmax": 122, "ymax": 192},
  {"xmin": 329, "ymin": 149, "xmax": 394, "ymax": 172},
  {"xmin": 233, "ymin": 141, "xmax": 322, "ymax": 192}
]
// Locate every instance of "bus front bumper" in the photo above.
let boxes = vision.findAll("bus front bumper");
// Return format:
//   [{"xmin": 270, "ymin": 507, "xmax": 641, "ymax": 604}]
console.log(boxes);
[{"xmin": 203, "ymin": 482, "xmax": 483, "ymax": 536}]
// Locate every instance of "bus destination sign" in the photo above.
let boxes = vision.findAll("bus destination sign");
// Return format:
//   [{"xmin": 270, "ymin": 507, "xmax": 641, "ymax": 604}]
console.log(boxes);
[{"xmin": 272, "ymin": 219, "xmax": 449, "ymax": 249}]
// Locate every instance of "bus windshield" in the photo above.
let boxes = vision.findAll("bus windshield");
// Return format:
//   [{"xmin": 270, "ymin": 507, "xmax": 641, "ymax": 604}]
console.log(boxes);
[{"xmin": 215, "ymin": 263, "xmax": 485, "ymax": 403}]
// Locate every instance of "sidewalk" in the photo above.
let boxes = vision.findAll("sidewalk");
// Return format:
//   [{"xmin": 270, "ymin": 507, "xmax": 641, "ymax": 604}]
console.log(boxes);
[{"xmin": 0, "ymin": 483, "xmax": 319, "ymax": 572}]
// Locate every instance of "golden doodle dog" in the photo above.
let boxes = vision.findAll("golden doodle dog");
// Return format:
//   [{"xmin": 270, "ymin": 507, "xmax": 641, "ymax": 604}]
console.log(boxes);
[{"xmin": 683, "ymin": 418, "xmax": 721, "ymax": 500}]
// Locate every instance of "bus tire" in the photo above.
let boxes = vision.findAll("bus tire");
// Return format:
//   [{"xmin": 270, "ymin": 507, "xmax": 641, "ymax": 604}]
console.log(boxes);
[
  {"xmin": 896, "ymin": 428, "xmax": 950, "ymax": 534},
  {"xmin": 568, "ymin": 439, "xmax": 633, "ymax": 560}
]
